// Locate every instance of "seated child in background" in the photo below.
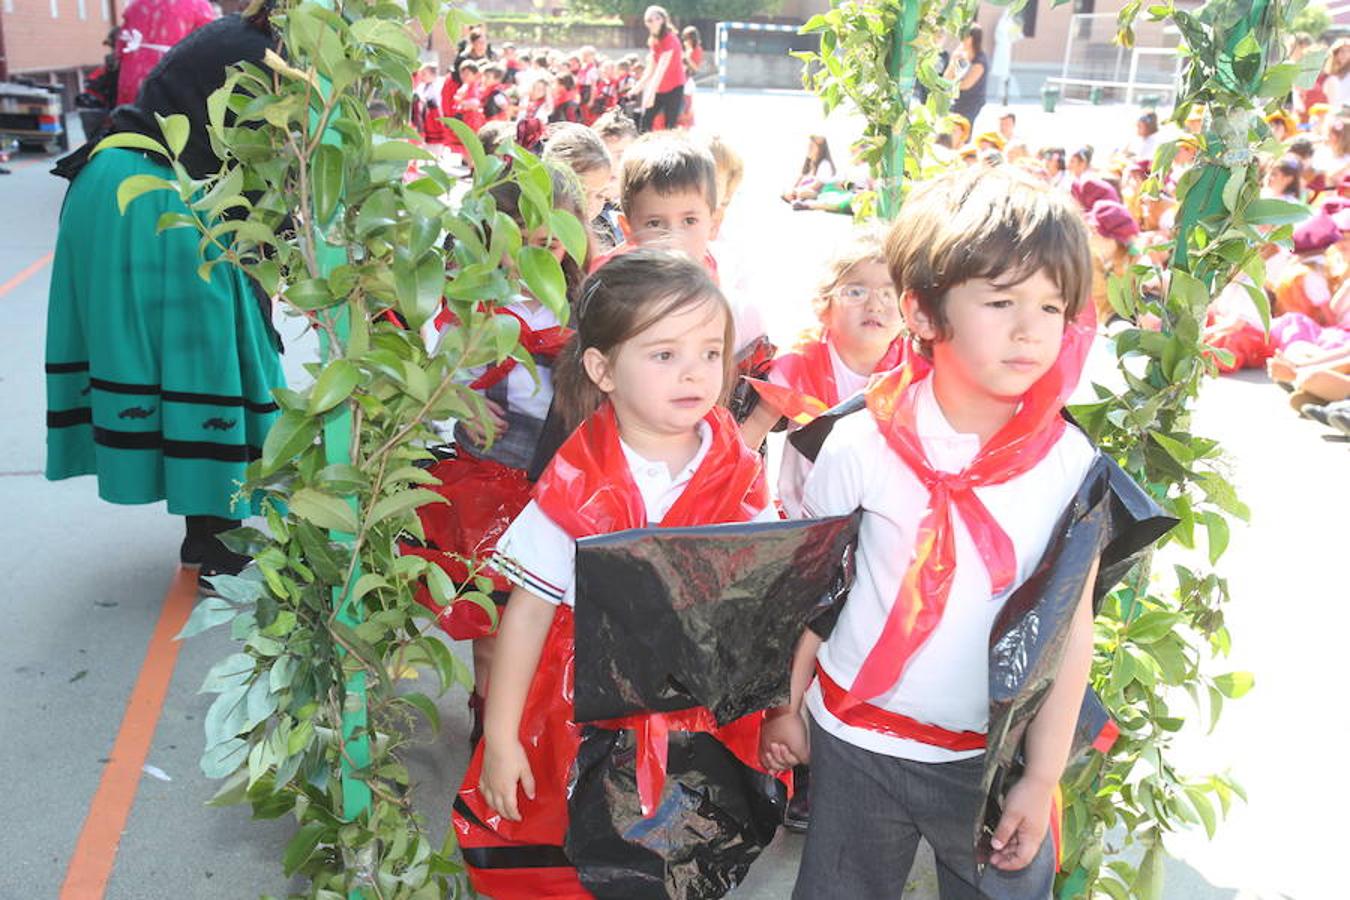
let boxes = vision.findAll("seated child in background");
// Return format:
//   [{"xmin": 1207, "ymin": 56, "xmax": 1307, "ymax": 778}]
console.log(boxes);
[
  {"xmin": 754, "ymin": 226, "xmax": 909, "ymax": 517},
  {"xmin": 761, "ymin": 167, "xmax": 1122, "ymax": 899},
  {"xmin": 782, "ymin": 134, "xmax": 836, "ymax": 203},
  {"xmin": 455, "ymin": 249, "xmax": 785, "ymax": 898}
]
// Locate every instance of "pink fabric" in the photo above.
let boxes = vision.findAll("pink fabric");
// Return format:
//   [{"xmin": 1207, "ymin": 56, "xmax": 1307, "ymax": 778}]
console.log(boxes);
[
  {"xmin": 116, "ymin": 0, "xmax": 218, "ymax": 105},
  {"xmin": 1271, "ymin": 312, "xmax": 1323, "ymax": 351}
]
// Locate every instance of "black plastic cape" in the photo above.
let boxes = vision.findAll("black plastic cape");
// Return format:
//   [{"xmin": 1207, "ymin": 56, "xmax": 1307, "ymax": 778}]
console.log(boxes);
[
  {"xmin": 790, "ymin": 401, "xmax": 1176, "ymax": 866},
  {"xmin": 567, "ymin": 513, "xmax": 859, "ymax": 899}
]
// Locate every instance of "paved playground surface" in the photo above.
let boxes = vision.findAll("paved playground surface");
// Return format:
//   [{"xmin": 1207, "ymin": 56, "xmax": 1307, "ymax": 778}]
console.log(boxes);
[{"xmin": 1, "ymin": 92, "xmax": 1344, "ymax": 899}]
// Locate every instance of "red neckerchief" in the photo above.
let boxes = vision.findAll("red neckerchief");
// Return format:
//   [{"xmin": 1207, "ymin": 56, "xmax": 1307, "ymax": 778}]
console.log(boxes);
[
  {"xmin": 533, "ymin": 401, "xmax": 769, "ymax": 815},
  {"xmin": 535, "ymin": 400, "xmax": 766, "ymax": 533},
  {"xmin": 842, "ymin": 304, "xmax": 1096, "ymax": 705},
  {"xmin": 752, "ymin": 328, "xmax": 909, "ymax": 425},
  {"xmin": 468, "ymin": 307, "xmax": 573, "ymax": 391}
]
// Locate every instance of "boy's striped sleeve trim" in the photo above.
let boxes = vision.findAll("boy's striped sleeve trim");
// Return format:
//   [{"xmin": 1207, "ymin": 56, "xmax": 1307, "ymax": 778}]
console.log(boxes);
[{"xmin": 490, "ymin": 553, "xmax": 565, "ymax": 603}]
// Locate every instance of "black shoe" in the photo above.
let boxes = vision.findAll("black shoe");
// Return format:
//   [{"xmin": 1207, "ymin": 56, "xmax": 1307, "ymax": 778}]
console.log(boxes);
[
  {"xmin": 187, "ymin": 516, "xmax": 248, "ymax": 590},
  {"xmin": 784, "ymin": 764, "xmax": 810, "ymax": 832},
  {"xmin": 1302, "ymin": 403, "xmax": 1330, "ymax": 425}
]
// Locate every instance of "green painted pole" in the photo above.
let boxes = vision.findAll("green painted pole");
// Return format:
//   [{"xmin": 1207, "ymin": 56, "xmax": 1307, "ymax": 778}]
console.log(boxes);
[
  {"xmin": 880, "ymin": 0, "xmax": 920, "ymax": 219},
  {"xmin": 307, "ymin": 0, "xmax": 372, "ymax": 889},
  {"xmin": 1171, "ymin": 0, "xmax": 1272, "ymax": 279}
]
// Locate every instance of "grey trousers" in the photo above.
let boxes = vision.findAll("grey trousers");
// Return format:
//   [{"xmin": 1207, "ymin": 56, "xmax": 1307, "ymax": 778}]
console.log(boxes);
[{"xmin": 792, "ymin": 719, "xmax": 1054, "ymax": 900}]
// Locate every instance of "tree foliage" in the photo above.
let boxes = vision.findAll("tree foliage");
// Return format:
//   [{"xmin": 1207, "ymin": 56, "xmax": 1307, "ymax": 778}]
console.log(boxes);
[
  {"xmin": 105, "ymin": 0, "xmax": 581, "ymax": 895},
  {"xmin": 572, "ymin": 0, "xmax": 782, "ymax": 23},
  {"xmin": 797, "ymin": 1, "xmax": 1304, "ymax": 896}
]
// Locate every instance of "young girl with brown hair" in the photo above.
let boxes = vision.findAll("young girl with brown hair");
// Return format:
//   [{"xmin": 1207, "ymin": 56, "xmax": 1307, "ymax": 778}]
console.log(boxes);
[{"xmin": 452, "ymin": 249, "xmax": 786, "ymax": 898}]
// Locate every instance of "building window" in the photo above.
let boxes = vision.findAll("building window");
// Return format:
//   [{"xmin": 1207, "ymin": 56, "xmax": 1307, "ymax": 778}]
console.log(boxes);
[
  {"xmin": 101, "ymin": 0, "xmax": 109, "ymax": 19},
  {"xmin": 51, "ymin": 0, "xmax": 59, "ymax": 18},
  {"xmin": 78, "ymin": 0, "xmax": 86, "ymax": 19}
]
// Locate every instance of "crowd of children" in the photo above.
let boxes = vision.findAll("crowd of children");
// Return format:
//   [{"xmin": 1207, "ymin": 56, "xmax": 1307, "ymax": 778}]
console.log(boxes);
[
  {"xmin": 773, "ymin": 33, "xmax": 1350, "ymax": 441},
  {"xmin": 412, "ymin": 6, "xmax": 705, "ymax": 170},
  {"xmin": 394, "ymin": 13, "xmax": 1183, "ymax": 890}
]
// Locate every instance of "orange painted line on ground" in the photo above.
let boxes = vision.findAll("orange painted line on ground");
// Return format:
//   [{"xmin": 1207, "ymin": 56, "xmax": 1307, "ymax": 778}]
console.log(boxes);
[
  {"xmin": 59, "ymin": 567, "xmax": 199, "ymax": 900},
  {"xmin": 0, "ymin": 251, "xmax": 54, "ymax": 299}
]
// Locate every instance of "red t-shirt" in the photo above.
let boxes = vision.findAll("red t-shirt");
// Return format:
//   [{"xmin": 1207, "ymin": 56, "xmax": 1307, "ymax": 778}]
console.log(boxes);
[{"xmin": 652, "ymin": 30, "xmax": 686, "ymax": 94}]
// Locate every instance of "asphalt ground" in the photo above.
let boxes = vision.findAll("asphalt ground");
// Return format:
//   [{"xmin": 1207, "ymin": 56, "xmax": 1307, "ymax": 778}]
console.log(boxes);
[{"xmin": 1, "ymin": 92, "xmax": 1345, "ymax": 899}]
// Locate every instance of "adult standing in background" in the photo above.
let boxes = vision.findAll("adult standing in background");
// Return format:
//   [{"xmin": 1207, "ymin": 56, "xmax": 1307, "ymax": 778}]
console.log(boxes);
[
  {"xmin": 48, "ymin": 11, "xmax": 286, "ymax": 585},
  {"xmin": 945, "ymin": 23, "xmax": 988, "ymax": 130},
  {"xmin": 115, "ymin": 0, "xmax": 218, "ymax": 105},
  {"xmin": 633, "ymin": 5, "xmax": 685, "ymax": 132}
]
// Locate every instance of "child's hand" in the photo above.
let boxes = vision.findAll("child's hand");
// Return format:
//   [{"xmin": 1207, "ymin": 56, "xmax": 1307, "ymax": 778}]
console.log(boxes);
[
  {"xmin": 988, "ymin": 773, "xmax": 1055, "ymax": 871},
  {"xmin": 479, "ymin": 738, "xmax": 535, "ymax": 822},
  {"xmin": 759, "ymin": 708, "xmax": 809, "ymax": 772},
  {"xmin": 462, "ymin": 398, "xmax": 508, "ymax": 446}
]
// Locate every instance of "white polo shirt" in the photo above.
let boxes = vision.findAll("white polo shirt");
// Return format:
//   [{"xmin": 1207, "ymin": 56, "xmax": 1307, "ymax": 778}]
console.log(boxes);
[
  {"xmin": 772, "ymin": 338, "xmax": 872, "ymax": 519},
  {"xmin": 492, "ymin": 420, "xmax": 777, "ymax": 606},
  {"xmin": 802, "ymin": 377, "xmax": 1095, "ymax": 762}
]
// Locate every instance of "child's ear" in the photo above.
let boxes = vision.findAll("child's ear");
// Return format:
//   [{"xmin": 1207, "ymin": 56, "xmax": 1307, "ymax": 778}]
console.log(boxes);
[
  {"xmin": 902, "ymin": 289, "xmax": 938, "ymax": 341},
  {"xmin": 617, "ymin": 212, "xmax": 632, "ymax": 241},
  {"xmin": 582, "ymin": 347, "xmax": 616, "ymax": 394}
]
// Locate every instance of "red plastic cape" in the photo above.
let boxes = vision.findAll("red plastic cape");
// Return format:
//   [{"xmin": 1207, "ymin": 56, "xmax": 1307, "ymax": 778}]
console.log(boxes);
[
  {"xmin": 534, "ymin": 401, "xmax": 772, "ymax": 816},
  {"xmin": 846, "ymin": 304, "xmax": 1096, "ymax": 704},
  {"xmin": 751, "ymin": 329, "xmax": 909, "ymax": 426},
  {"xmin": 454, "ymin": 402, "xmax": 770, "ymax": 896},
  {"xmin": 468, "ymin": 307, "xmax": 573, "ymax": 392}
]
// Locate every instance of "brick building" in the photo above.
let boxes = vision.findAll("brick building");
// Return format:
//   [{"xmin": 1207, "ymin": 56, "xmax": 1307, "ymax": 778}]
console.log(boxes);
[{"xmin": 0, "ymin": 0, "xmax": 122, "ymax": 91}]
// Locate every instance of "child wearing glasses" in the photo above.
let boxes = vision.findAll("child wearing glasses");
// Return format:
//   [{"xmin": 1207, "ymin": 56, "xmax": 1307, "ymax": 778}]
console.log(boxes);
[{"xmin": 752, "ymin": 226, "xmax": 910, "ymax": 517}]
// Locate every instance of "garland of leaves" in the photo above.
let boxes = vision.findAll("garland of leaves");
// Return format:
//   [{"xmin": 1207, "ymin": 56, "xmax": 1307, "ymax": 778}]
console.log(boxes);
[
  {"xmin": 796, "ymin": 1, "xmax": 1306, "ymax": 897},
  {"xmin": 104, "ymin": 1, "xmax": 581, "ymax": 895}
]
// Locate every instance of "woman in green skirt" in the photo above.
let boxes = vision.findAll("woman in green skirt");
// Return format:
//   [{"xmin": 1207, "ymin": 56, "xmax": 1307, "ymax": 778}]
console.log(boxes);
[{"xmin": 46, "ymin": 11, "xmax": 284, "ymax": 582}]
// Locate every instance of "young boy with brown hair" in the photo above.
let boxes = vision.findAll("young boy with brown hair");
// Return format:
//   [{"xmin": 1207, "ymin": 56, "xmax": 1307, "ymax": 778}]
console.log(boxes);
[{"xmin": 761, "ymin": 166, "xmax": 1170, "ymax": 898}]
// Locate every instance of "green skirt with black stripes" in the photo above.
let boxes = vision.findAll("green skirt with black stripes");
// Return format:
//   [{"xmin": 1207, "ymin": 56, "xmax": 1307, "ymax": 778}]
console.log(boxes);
[{"xmin": 45, "ymin": 148, "xmax": 285, "ymax": 519}]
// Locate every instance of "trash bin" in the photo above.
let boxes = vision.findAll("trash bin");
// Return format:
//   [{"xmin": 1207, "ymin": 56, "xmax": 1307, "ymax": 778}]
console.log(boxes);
[
  {"xmin": 1041, "ymin": 84, "xmax": 1061, "ymax": 113},
  {"xmin": 1090, "ymin": 86, "xmax": 1104, "ymax": 105}
]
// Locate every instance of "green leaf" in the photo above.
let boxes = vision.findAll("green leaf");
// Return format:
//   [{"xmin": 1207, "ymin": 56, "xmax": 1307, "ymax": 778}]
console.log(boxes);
[
  {"xmin": 1127, "ymin": 610, "xmax": 1182, "ymax": 644},
  {"xmin": 349, "ymin": 573, "xmax": 391, "ymax": 603},
  {"xmin": 199, "ymin": 653, "xmax": 256, "ymax": 694},
  {"xmin": 446, "ymin": 118, "xmax": 488, "ymax": 177},
  {"xmin": 94, "ymin": 131, "xmax": 169, "ymax": 158},
  {"xmin": 1202, "ymin": 511, "xmax": 1230, "ymax": 564},
  {"xmin": 243, "ymin": 674, "xmax": 277, "ymax": 730},
  {"xmin": 371, "ymin": 139, "xmax": 436, "ymax": 163},
  {"xmin": 458, "ymin": 591, "xmax": 500, "ymax": 633},
  {"xmin": 200, "ymin": 737, "xmax": 249, "ymax": 778},
  {"xmin": 549, "ymin": 209, "xmax": 588, "ymax": 269},
  {"xmin": 283, "ymin": 821, "xmax": 328, "ymax": 876},
  {"xmin": 311, "ymin": 144, "xmax": 345, "ymax": 225},
  {"xmin": 1184, "ymin": 786, "xmax": 1218, "ymax": 839},
  {"xmin": 204, "ymin": 684, "xmax": 250, "ymax": 747},
  {"xmin": 284, "ymin": 278, "xmax": 336, "ymax": 311},
  {"xmin": 366, "ymin": 488, "xmax": 446, "ymax": 530},
  {"xmin": 308, "ymin": 359, "xmax": 360, "ymax": 415},
  {"xmin": 290, "ymin": 487, "xmax": 359, "ymax": 534},
  {"xmin": 178, "ymin": 596, "xmax": 237, "ymax": 639},
  {"xmin": 154, "ymin": 112, "xmax": 190, "ymax": 158},
  {"xmin": 269, "ymin": 655, "xmax": 299, "ymax": 693},
  {"xmin": 116, "ymin": 174, "xmax": 176, "ymax": 214},
  {"xmin": 205, "ymin": 768, "xmax": 249, "ymax": 806},
  {"xmin": 516, "ymin": 246, "xmax": 568, "ymax": 318},
  {"xmin": 1242, "ymin": 197, "xmax": 1310, "ymax": 227},
  {"xmin": 349, "ymin": 17, "xmax": 419, "ymax": 61},
  {"xmin": 395, "ymin": 692, "xmax": 441, "ymax": 733},
  {"xmin": 1213, "ymin": 671, "xmax": 1254, "ymax": 699},
  {"xmin": 260, "ymin": 410, "xmax": 321, "ymax": 476}
]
